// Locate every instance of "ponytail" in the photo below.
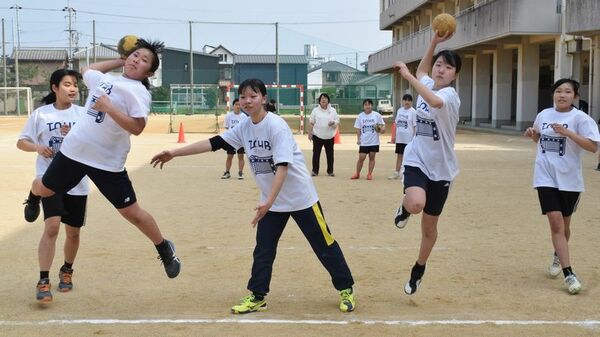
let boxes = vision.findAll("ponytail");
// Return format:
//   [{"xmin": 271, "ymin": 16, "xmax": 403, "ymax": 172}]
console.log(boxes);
[{"xmin": 41, "ymin": 92, "xmax": 57, "ymax": 105}]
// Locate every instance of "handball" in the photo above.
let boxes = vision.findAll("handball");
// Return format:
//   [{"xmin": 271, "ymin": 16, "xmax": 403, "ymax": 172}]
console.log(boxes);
[
  {"xmin": 117, "ymin": 35, "xmax": 139, "ymax": 58},
  {"xmin": 432, "ymin": 13, "xmax": 456, "ymax": 37}
]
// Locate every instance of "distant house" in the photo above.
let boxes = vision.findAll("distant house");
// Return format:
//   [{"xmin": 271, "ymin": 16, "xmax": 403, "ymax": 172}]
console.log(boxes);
[
  {"xmin": 352, "ymin": 73, "xmax": 392, "ymax": 99},
  {"xmin": 160, "ymin": 47, "xmax": 220, "ymax": 87},
  {"xmin": 11, "ymin": 48, "xmax": 67, "ymax": 86},
  {"xmin": 307, "ymin": 61, "xmax": 366, "ymax": 89},
  {"xmin": 206, "ymin": 45, "xmax": 236, "ymax": 103},
  {"xmin": 73, "ymin": 44, "xmax": 121, "ymax": 75},
  {"xmin": 233, "ymin": 54, "xmax": 308, "ymax": 106}
]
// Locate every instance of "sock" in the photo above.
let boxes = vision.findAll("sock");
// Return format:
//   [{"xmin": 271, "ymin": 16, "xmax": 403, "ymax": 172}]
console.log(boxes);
[
  {"xmin": 155, "ymin": 239, "xmax": 169, "ymax": 256},
  {"xmin": 562, "ymin": 266, "xmax": 573, "ymax": 278},
  {"xmin": 40, "ymin": 271, "xmax": 49, "ymax": 280},
  {"xmin": 28, "ymin": 190, "xmax": 41, "ymax": 203},
  {"xmin": 62, "ymin": 261, "xmax": 73, "ymax": 270},
  {"xmin": 411, "ymin": 262, "xmax": 426, "ymax": 281},
  {"xmin": 252, "ymin": 292, "xmax": 265, "ymax": 301}
]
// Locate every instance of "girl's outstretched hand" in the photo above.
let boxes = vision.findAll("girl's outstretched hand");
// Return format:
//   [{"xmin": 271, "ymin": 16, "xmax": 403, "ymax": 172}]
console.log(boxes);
[
  {"xmin": 432, "ymin": 30, "xmax": 454, "ymax": 44},
  {"xmin": 151, "ymin": 150, "xmax": 174, "ymax": 169}
]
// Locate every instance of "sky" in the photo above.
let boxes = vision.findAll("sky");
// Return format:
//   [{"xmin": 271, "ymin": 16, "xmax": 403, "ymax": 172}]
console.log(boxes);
[{"xmin": 0, "ymin": 0, "xmax": 391, "ymax": 69}]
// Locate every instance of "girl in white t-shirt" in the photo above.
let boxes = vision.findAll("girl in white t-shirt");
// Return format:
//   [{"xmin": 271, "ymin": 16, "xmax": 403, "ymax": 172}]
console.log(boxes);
[
  {"xmin": 350, "ymin": 99, "xmax": 385, "ymax": 180},
  {"xmin": 151, "ymin": 78, "xmax": 356, "ymax": 314},
  {"xmin": 29, "ymin": 38, "xmax": 181, "ymax": 280},
  {"xmin": 308, "ymin": 93, "xmax": 339, "ymax": 176},
  {"xmin": 18, "ymin": 69, "xmax": 89, "ymax": 303},
  {"xmin": 524, "ymin": 78, "xmax": 600, "ymax": 295},
  {"xmin": 392, "ymin": 31, "xmax": 461, "ymax": 296},
  {"xmin": 221, "ymin": 99, "xmax": 248, "ymax": 179},
  {"xmin": 388, "ymin": 94, "xmax": 417, "ymax": 179}
]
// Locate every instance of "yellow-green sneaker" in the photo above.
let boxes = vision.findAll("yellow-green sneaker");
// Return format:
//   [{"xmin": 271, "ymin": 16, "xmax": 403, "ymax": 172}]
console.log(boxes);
[
  {"xmin": 339, "ymin": 288, "xmax": 355, "ymax": 312},
  {"xmin": 231, "ymin": 294, "xmax": 267, "ymax": 314}
]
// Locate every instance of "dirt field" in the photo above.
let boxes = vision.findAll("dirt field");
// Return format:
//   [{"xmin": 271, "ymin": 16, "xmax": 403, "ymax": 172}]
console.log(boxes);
[{"xmin": 1, "ymin": 116, "xmax": 599, "ymax": 337}]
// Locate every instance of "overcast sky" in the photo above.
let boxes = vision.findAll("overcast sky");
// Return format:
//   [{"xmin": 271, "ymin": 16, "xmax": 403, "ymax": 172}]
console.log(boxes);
[{"xmin": 0, "ymin": 0, "xmax": 391, "ymax": 68}]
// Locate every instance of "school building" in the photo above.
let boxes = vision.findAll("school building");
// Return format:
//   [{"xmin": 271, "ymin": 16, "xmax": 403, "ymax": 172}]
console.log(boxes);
[{"xmin": 369, "ymin": 0, "xmax": 600, "ymax": 131}]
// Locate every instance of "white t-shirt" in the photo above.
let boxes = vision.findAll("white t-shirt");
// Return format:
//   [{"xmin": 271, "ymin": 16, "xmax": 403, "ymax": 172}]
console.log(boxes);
[
  {"xmin": 60, "ymin": 69, "xmax": 151, "ymax": 172},
  {"xmin": 532, "ymin": 107, "xmax": 600, "ymax": 192},
  {"xmin": 19, "ymin": 104, "xmax": 89, "ymax": 195},
  {"xmin": 309, "ymin": 105, "xmax": 339, "ymax": 139},
  {"xmin": 354, "ymin": 111, "xmax": 385, "ymax": 146},
  {"xmin": 395, "ymin": 106, "xmax": 417, "ymax": 144},
  {"xmin": 403, "ymin": 76, "xmax": 461, "ymax": 181},
  {"xmin": 224, "ymin": 111, "xmax": 248, "ymax": 130},
  {"xmin": 220, "ymin": 112, "xmax": 319, "ymax": 212}
]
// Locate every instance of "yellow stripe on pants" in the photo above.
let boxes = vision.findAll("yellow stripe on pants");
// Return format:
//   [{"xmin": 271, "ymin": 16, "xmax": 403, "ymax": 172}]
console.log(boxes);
[{"xmin": 312, "ymin": 203, "xmax": 334, "ymax": 246}]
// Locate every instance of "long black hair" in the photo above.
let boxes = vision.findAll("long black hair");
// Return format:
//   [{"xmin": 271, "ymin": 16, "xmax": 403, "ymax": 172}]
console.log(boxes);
[
  {"xmin": 433, "ymin": 49, "xmax": 462, "ymax": 73},
  {"xmin": 40, "ymin": 68, "xmax": 81, "ymax": 105},
  {"xmin": 133, "ymin": 38, "xmax": 165, "ymax": 89}
]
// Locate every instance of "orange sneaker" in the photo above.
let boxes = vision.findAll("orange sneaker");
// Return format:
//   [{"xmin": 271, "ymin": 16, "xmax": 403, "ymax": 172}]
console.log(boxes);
[
  {"xmin": 36, "ymin": 278, "xmax": 52, "ymax": 303},
  {"xmin": 350, "ymin": 173, "xmax": 360, "ymax": 179},
  {"xmin": 367, "ymin": 173, "xmax": 373, "ymax": 180}
]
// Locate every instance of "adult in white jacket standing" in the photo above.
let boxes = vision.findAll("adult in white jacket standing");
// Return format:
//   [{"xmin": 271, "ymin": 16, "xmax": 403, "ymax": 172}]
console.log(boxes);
[{"xmin": 308, "ymin": 93, "xmax": 339, "ymax": 176}]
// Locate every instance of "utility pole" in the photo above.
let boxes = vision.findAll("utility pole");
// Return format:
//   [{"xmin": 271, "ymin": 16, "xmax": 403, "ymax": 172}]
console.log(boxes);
[
  {"xmin": 189, "ymin": 21, "xmax": 194, "ymax": 113},
  {"xmin": 92, "ymin": 20, "xmax": 96, "ymax": 63},
  {"xmin": 10, "ymin": 4, "xmax": 21, "ymax": 115},
  {"xmin": 275, "ymin": 22, "xmax": 279, "ymax": 112},
  {"xmin": 62, "ymin": 6, "xmax": 76, "ymax": 69},
  {"xmin": 2, "ymin": 18, "xmax": 7, "ymax": 114}
]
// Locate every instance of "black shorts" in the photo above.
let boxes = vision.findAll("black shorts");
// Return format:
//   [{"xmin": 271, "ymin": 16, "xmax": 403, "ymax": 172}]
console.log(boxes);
[
  {"xmin": 536, "ymin": 187, "xmax": 580, "ymax": 216},
  {"xmin": 359, "ymin": 145, "xmax": 379, "ymax": 154},
  {"xmin": 42, "ymin": 193, "xmax": 87, "ymax": 227},
  {"xmin": 226, "ymin": 147, "xmax": 245, "ymax": 155},
  {"xmin": 403, "ymin": 165, "xmax": 451, "ymax": 216},
  {"xmin": 395, "ymin": 143, "xmax": 408, "ymax": 154},
  {"xmin": 42, "ymin": 152, "xmax": 137, "ymax": 209}
]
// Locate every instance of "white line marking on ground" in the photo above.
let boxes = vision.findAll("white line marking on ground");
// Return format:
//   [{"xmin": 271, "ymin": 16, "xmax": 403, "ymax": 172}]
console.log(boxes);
[
  {"xmin": 0, "ymin": 318, "xmax": 599, "ymax": 328},
  {"xmin": 203, "ymin": 246, "xmax": 448, "ymax": 251}
]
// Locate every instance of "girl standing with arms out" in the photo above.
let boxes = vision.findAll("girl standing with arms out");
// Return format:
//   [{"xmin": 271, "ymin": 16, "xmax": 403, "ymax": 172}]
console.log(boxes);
[
  {"xmin": 350, "ymin": 99, "xmax": 385, "ymax": 180},
  {"xmin": 18, "ymin": 69, "xmax": 89, "ymax": 303},
  {"xmin": 388, "ymin": 94, "xmax": 417, "ymax": 180},
  {"xmin": 221, "ymin": 99, "xmax": 248, "ymax": 179},
  {"xmin": 308, "ymin": 93, "xmax": 339, "ymax": 177},
  {"xmin": 392, "ymin": 31, "xmax": 461, "ymax": 295},
  {"xmin": 28, "ymin": 39, "xmax": 181, "ymax": 280},
  {"xmin": 151, "ymin": 79, "xmax": 356, "ymax": 314},
  {"xmin": 524, "ymin": 78, "xmax": 599, "ymax": 294}
]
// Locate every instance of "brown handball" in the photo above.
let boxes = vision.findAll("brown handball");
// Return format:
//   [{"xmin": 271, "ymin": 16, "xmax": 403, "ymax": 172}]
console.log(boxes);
[
  {"xmin": 432, "ymin": 13, "xmax": 456, "ymax": 37},
  {"xmin": 117, "ymin": 35, "xmax": 139, "ymax": 58}
]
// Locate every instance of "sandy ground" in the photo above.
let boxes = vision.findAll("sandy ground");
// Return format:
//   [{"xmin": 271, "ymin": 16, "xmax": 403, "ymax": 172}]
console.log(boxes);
[{"xmin": 1, "ymin": 116, "xmax": 599, "ymax": 337}]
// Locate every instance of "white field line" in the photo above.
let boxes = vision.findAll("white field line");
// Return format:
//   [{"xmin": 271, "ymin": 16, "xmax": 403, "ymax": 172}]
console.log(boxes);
[
  {"xmin": 203, "ymin": 246, "xmax": 448, "ymax": 251},
  {"xmin": 0, "ymin": 318, "xmax": 599, "ymax": 328}
]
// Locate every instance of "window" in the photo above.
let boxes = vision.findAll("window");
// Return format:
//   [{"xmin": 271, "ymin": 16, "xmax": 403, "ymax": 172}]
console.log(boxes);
[
  {"xmin": 325, "ymin": 72, "xmax": 338, "ymax": 82},
  {"xmin": 184, "ymin": 63, "xmax": 188, "ymax": 72}
]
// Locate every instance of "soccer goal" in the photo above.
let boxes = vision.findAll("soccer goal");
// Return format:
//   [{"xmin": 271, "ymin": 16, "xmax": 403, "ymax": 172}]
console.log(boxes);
[
  {"xmin": 0, "ymin": 87, "xmax": 33, "ymax": 116},
  {"xmin": 226, "ymin": 84, "xmax": 306, "ymax": 134}
]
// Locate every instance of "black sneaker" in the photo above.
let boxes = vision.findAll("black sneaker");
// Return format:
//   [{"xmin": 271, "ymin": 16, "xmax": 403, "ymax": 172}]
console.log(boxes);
[
  {"xmin": 23, "ymin": 194, "xmax": 41, "ymax": 223},
  {"xmin": 157, "ymin": 239, "xmax": 181, "ymax": 278},
  {"xmin": 596, "ymin": 163, "xmax": 600, "ymax": 171},
  {"xmin": 394, "ymin": 204, "xmax": 410, "ymax": 229},
  {"xmin": 404, "ymin": 263, "xmax": 425, "ymax": 295}
]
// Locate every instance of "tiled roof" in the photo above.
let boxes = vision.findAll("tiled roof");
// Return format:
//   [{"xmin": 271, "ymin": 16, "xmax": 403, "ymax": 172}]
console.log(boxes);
[
  {"xmin": 234, "ymin": 55, "xmax": 308, "ymax": 64},
  {"xmin": 73, "ymin": 44, "xmax": 120, "ymax": 59},
  {"xmin": 12, "ymin": 48, "xmax": 67, "ymax": 61},
  {"xmin": 309, "ymin": 61, "xmax": 360, "ymax": 73}
]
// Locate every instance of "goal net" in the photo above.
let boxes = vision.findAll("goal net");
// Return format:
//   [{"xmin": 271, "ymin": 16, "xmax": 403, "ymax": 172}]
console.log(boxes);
[{"xmin": 0, "ymin": 87, "xmax": 33, "ymax": 116}]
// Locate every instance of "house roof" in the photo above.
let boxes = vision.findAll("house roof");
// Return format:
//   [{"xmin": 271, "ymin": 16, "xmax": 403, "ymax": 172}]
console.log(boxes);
[
  {"xmin": 209, "ymin": 45, "xmax": 235, "ymax": 55},
  {"xmin": 234, "ymin": 55, "xmax": 308, "ymax": 64},
  {"xmin": 12, "ymin": 48, "xmax": 67, "ymax": 61},
  {"xmin": 73, "ymin": 44, "xmax": 120, "ymax": 59},
  {"xmin": 164, "ymin": 46, "xmax": 219, "ymax": 57},
  {"xmin": 352, "ymin": 73, "xmax": 390, "ymax": 85},
  {"xmin": 309, "ymin": 60, "xmax": 359, "ymax": 73},
  {"xmin": 338, "ymin": 72, "xmax": 369, "ymax": 85}
]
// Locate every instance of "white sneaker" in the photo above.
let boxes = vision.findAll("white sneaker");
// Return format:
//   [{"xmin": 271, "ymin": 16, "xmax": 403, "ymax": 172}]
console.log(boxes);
[
  {"xmin": 564, "ymin": 274, "xmax": 582, "ymax": 294},
  {"xmin": 388, "ymin": 172, "xmax": 400, "ymax": 180},
  {"xmin": 547, "ymin": 254, "xmax": 561, "ymax": 278},
  {"xmin": 404, "ymin": 278, "xmax": 422, "ymax": 295}
]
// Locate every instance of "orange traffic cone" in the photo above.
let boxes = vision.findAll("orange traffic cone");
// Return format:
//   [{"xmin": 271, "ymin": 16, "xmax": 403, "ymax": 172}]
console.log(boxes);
[
  {"xmin": 177, "ymin": 122, "xmax": 186, "ymax": 143},
  {"xmin": 334, "ymin": 127, "xmax": 341, "ymax": 144},
  {"xmin": 388, "ymin": 122, "xmax": 396, "ymax": 144}
]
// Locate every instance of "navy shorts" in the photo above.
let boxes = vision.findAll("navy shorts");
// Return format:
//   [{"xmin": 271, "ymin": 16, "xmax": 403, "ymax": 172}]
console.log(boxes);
[
  {"xmin": 359, "ymin": 145, "xmax": 379, "ymax": 154},
  {"xmin": 537, "ymin": 187, "xmax": 580, "ymax": 216},
  {"xmin": 42, "ymin": 193, "xmax": 87, "ymax": 227},
  {"xmin": 395, "ymin": 143, "xmax": 408, "ymax": 154},
  {"xmin": 42, "ymin": 152, "xmax": 137, "ymax": 209},
  {"xmin": 403, "ymin": 165, "xmax": 451, "ymax": 216},
  {"xmin": 226, "ymin": 147, "xmax": 245, "ymax": 155}
]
